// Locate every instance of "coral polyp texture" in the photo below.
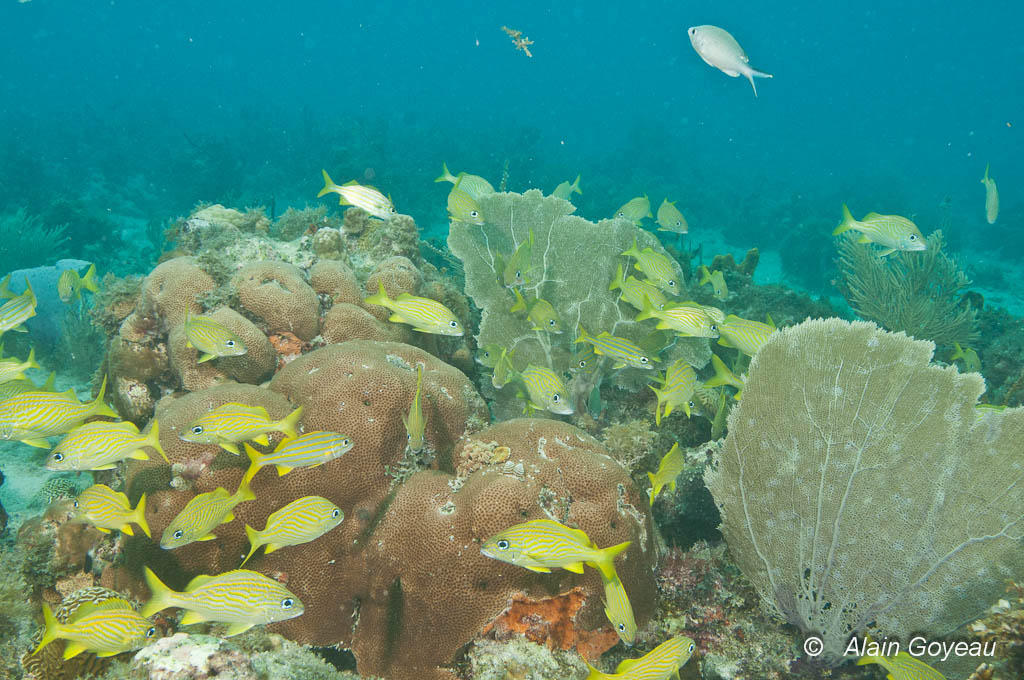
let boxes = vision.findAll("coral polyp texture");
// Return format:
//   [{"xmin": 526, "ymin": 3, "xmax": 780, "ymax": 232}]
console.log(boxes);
[{"xmin": 705, "ymin": 317, "xmax": 1024, "ymax": 663}]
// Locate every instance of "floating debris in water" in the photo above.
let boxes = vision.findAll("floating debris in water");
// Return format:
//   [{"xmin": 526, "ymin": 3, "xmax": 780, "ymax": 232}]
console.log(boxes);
[{"xmin": 501, "ymin": 25, "xmax": 534, "ymax": 57}]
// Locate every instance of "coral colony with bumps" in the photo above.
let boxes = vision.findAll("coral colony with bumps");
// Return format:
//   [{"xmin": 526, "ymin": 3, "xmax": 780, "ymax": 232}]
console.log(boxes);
[{"xmin": 1, "ymin": 160, "xmax": 1022, "ymax": 680}]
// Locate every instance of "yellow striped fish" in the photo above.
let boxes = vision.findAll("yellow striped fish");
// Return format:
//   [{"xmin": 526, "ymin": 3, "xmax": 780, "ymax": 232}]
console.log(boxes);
[
  {"xmin": 833, "ymin": 204, "xmax": 926, "ymax": 256},
  {"xmin": 570, "ymin": 343, "xmax": 597, "ymax": 374},
  {"xmin": 951, "ymin": 343, "xmax": 981, "ymax": 373},
  {"xmin": 647, "ymin": 443, "xmax": 685, "ymax": 505},
  {"xmin": 0, "ymin": 279, "xmax": 37, "ymax": 336},
  {"xmin": 614, "ymin": 195, "xmax": 652, "ymax": 224},
  {"xmin": 180, "ymin": 402, "xmax": 303, "ymax": 454},
  {"xmin": 857, "ymin": 636, "xmax": 946, "ymax": 680},
  {"xmin": 610, "ymin": 264, "xmax": 667, "ymax": 312},
  {"xmin": 0, "ymin": 346, "xmax": 40, "ymax": 383},
  {"xmin": 318, "ymin": 169, "xmax": 396, "ymax": 219},
  {"xmin": 481, "ymin": 519, "xmax": 631, "ymax": 579},
  {"xmin": 656, "ymin": 199, "xmax": 688, "ymax": 234},
  {"xmin": 621, "ymin": 238, "xmax": 679, "ymax": 295},
  {"xmin": 981, "ymin": 163, "xmax": 998, "ymax": 224},
  {"xmin": 403, "ymin": 364, "xmax": 426, "ymax": 452},
  {"xmin": 503, "ymin": 229, "xmax": 533, "ymax": 287},
  {"xmin": 703, "ymin": 354, "xmax": 745, "ymax": 399},
  {"xmin": 0, "ymin": 273, "xmax": 13, "ymax": 300},
  {"xmin": 71, "ymin": 484, "xmax": 150, "ymax": 537},
  {"xmin": 32, "ymin": 598, "xmax": 157, "ymax": 659},
  {"xmin": 717, "ymin": 314, "xmax": 775, "ymax": 356},
  {"xmin": 514, "ymin": 364, "xmax": 573, "ymax": 415},
  {"xmin": 0, "ymin": 375, "xmax": 118, "ymax": 448},
  {"xmin": 510, "ymin": 288, "xmax": 562, "ymax": 333},
  {"xmin": 49, "ymin": 420, "xmax": 167, "ymax": 471},
  {"xmin": 492, "ymin": 348, "xmax": 516, "ymax": 388},
  {"xmin": 552, "ymin": 174, "xmax": 582, "ymax": 200},
  {"xmin": 364, "ymin": 282, "xmax": 464, "ymax": 336},
  {"xmin": 240, "ymin": 495, "xmax": 343, "ymax": 566},
  {"xmin": 585, "ymin": 634, "xmax": 696, "ymax": 680},
  {"xmin": 242, "ymin": 431, "xmax": 353, "ymax": 484},
  {"xmin": 475, "ymin": 343, "xmax": 504, "ymax": 368},
  {"xmin": 649, "ymin": 360, "xmax": 697, "ymax": 425},
  {"xmin": 689, "ymin": 302, "xmax": 724, "ymax": 324},
  {"xmin": 434, "ymin": 162, "xmax": 495, "ymax": 199},
  {"xmin": 698, "ymin": 266, "xmax": 729, "ymax": 300},
  {"xmin": 57, "ymin": 264, "xmax": 99, "ymax": 303},
  {"xmin": 576, "ymin": 325, "xmax": 658, "ymax": 370},
  {"xmin": 602, "ymin": 573, "xmax": 637, "ymax": 645},
  {"xmin": 447, "ymin": 181, "xmax": 485, "ymax": 225},
  {"xmin": 142, "ymin": 567, "xmax": 303, "ymax": 636},
  {"xmin": 160, "ymin": 477, "xmax": 256, "ymax": 549},
  {"xmin": 636, "ymin": 298, "xmax": 718, "ymax": 338},
  {"xmin": 0, "ymin": 371, "xmax": 56, "ymax": 402},
  {"xmin": 183, "ymin": 311, "xmax": 247, "ymax": 363}
]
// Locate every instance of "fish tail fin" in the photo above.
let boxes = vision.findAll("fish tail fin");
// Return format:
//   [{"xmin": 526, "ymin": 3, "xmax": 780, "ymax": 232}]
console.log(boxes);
[
  {"xmin": 134, "ymin": 493, "xmax": 151, "ymax": 538},
  {"xmin": 609, "ymin": 263, "xmax": 624, "ymax": 291},
  {"xmin": 240, "ymin": 524, "xmax": 262, "ymax": 567},
  {"xmin": 647, "ymin": 472, "xmax": 660, "ymax": 506},
  {"xmin": 649, "ymin": 385, "xmax": 664, "ymax": 426},
  {"xmin": 833, "ymin": 204, "xmax": 856, "ymax": 235},
  {"xmin": 277, "ymin": 405, "xmax": 303, "ymax": 439},
  {"xmin": 635, "ymin": 293, "xmax": 659, "ymax": 321},
  {"xmin": 81, "ymin": 264, "xmax": 99, "ymax": 293},
  {"xmin": 89, "ymin": 375, "xmax": 120, "ymax": 419},
  {"xmin": 574, "ymin": 324, "xmax": 591, "ymax": 345},
  {"xmin": 951, "ymin": 343, "xmax": 965, "ymax": 361},
  {"xmin": 593, "ymin": 541, "xmax": 631, "ymax": 581},
  {"xmin": 40, "ymin": 371, "xmax": 56, "ymax": 391},
  {"xmin": 509, "ymin": 288, "xmax": 528, "ymax": 314},
  {"xmin": 643, "ymin": 194, "xmax": 653, "ymax": 218},
  {"xmin": 704, "ymin": 354, "xmax": 734, "ymax": 389},
  {"xmin": 241, "ymin": 443, "xmax": 262, "ymax": 485},
  {"xmin": 745, "ymin": 68, "xmax": 772, "ymax": 97},
  {"xmin": 234, "ymin": 474, "xmax": 256, "ymax": 503},
  {"xmin": 25, "ymin": 347, "xmax": 40, "ymax": 370},
  {"xmin": 983, "ymin": 163, "xmax": 990, "ymax": 183},
  {"xmin": 31, "ymin": 603, "xmax": 63, "ymax": 656},
  {"xmin": 317, "ymin": 169, "xmax": 336, "ymax": 198},
  {"xmin": 0, "ymin": 273, "xmax": 10, "ymax": 299},
  {"xmin": 141, "ymin": 567, "xmax": 175, "ymax": 617},
  {"xmin": 434, "ymin": 162, "xmax": 456, "ymax": 184},
  {"xmin": 24, "ymin": 277, "xmax": 36, "ymax": 306},
  {"xmin": 363, "ymin": 281, "xmax": 392, "ymax": 307},
  {"xmin": 147, "ymin": 419, "xmax": 169, "ymax": 463},
  {"xmin": 571, "ymin": 174, "xmax": 582, "ymax": 195},
  {"xmin": 621, "ymin": 236, "xmax": 641, "ymax": 259},
  {"xmin": 698, "ymin": 265, "xmax": 712, "ymax": 286}
]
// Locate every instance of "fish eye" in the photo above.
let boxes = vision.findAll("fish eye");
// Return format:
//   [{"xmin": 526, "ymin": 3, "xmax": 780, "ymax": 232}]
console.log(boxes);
[
  {"xmin": 548, "ymin": 319, "xmax": 556, "ymax": 326},
  {"xmin": 640, "ymin": 356, "xmax": 649, "ymax": 364},
  {"xmin": 470, "ymin": 210, "xmax": 479, "ymax": 218},
  {"xmin": 710, "ymin": 324, "xmax": 717, "ymax": 332},
  {"xmin": 332, "ymin": 508, "xmax": 341, "ymax": 518},
  {"xmin": 225, "ymin": 340, "xmax": 235, "ymax": 347},
  {"xmin": 483, "ymin": 351, "xmax": 490, "ymax": 358},
  {"xmin": 688, "ymin": 643, "xmax": 695, "ymax": 652},
  {"xmin": 146, "ymin": 626, "xmax": 156, "ymax": 637},
  {"xmin": 191, "ymin": 426, "xmax": 203, "ymax": 435},
  {"xmin": 73, "ymin": 500, "xmax": 79, "ymax": 508},
  {"xmin": 515, "ymin": 270, "xmax": 521, "ymax": 279},
  {"xmin": 909, "ymin": 234, "xmax": 917, "ymax": 240},
  {"xmin": 390, "ymin": 207, "xmax": 396, "ymax": 213},
  {"xmin": 688, "ymin": 400, "xmax": 695, "ymax": 408},
  {"xmin": 552, "ymin": 394, "xmax": 560, "ymax": 403},
  {"xmin": 676, "ymin": 221, "xmax": 682, "ymax": 227},
  {"xmin": 449, "ymin": 320, "xmax": 459, "ymax": 328},
  {"xmin": 578, "ymin": 360, "xmax": 587, "ymax": 368},
  {"xmin": 496, "ymin": 539, "xmax": 510, "ymax": 550},
  {"xmin": 53, "ymin": 452, "xmax": 64, "ymax": 462},
  {"xmin": 668, "ymin": 280, "xmax": 676, "ymax": 287},
  {"xmin": 173, "ymin": 529, "xmax": 183, "ymax": 539},
  {"xmin": 342, "ymin": 439, "xmax": 350, "ymax": 446},
  {"xmin": 281, "ymin": 598, "xmax": 294, "ymax": 609},
  {"xmin": 618, "ymin": 623, "xmax": 625, "ymax": 631}
]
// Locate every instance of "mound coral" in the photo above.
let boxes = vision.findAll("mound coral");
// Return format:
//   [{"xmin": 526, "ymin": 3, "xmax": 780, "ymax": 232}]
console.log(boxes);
[{"xmin": 706, "ymin": 317, "xmax": 1024, "ymax": 663}]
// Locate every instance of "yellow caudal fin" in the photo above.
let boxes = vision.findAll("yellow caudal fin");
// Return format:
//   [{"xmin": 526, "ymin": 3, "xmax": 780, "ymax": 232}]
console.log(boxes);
[
  {"xmin": 25, "ymin": 347, "xmax": 40, "ymax": 370},
  {"xmin": 570, "ymin": 174, "xmax": 582, "ymax": 195},
  {"xmin": 434, "ymin": 162, "xmax": 457, "ymax": 184},
  {"xmin": 363, "ymin": 281, "xmax": 392, "ymax": 307},
  {"xmin": 141, "ymin": 567, "xmax": 176, "ymax": 617},
  {"xmin": 24, "ymin": 277, "xmax": 37, "ymax": 306},
  {"xmin": 40, "ymin": 371, "xmax": 57, "ymax": 391},
  {"xmin": 509, "ymin": 287, "xmax": 528, "ymax": 314},
  {"xmin": 242, "ymin": 443, "xmax": 264, "ymax": 485},
  {"xmin": 621, "ymin": 236, "xmax": 642, "ymax": 260},
  {"xmin": 591, "ymin": 541, "xmax": 632, "ymax": 580},
  {"xmin": 81, "ymin": 264, "xmax": 99, "ymax": 293},
  {"xmin": 635, "ymin": 293, "xmax": 659, "ymax": 322},
  {"xmin": 146, "ymin": 419, "xmax": 169, "ymax": 463},
  {"xmin": 643, "ymin": 194, "xmax": 653, "ymax": 218},
  {"xmin": 276, "ymin": 405, "xmax": 303, "ymax": 439},
  {"xmin": 0, "ymin": 273, "xmax": 11, "ymax": 299},
  {"xmin": 234, "ymin": 474, "xmax": 256, "ymax": 503},
  {"xmin": 240, "ymin": 524, "xmax": 262, "ymax": 567},
  {"xmin": 649, "ymin": 385, "xmax": 665, "ymax": 426},
  {"xmin": 982, "ymin": 163, "xmax": 990, "ymax": 183},
  {"xmin": 609, "ymin": 263, "xmax": 625, "ymax": 292},
  {"xmin": 317, "ymin": 169, "xmax": 336, "ymax": 198},
  {"xmin": 647, "ymin": 472, "xmax": 661, "ymax": 506},
  {"xmin": 133, "ymin": 493, "xmax": 151, "ymax": 538},
  {"xmin": 832, "ymin": 204, "xmax": 857, "ymax": 235},
  {"xmin": 88, "ymin": 375, "xmax": 119, "ymax": 419},
  {"xmin": 31, "ymin": 603, "xmax": 63, "ymax": 656},
  {"xmin": 574, "ymin": 324, "xmax": 591, "ymax": 345},
  {"xmin": 698, "ymin": 265, "xmax": 712, "ymax": 286},
  {"xmin": 951, "ymin": 343, "xmax": 965, "ymax": 361}
]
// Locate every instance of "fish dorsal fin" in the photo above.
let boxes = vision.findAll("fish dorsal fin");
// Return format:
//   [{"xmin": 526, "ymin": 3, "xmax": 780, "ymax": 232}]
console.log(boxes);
[
  {"xmin": 342, "ymin": 179, "xmax": 361, "ymax": 186},
  {"xmin": 59, "ymin": 388, "xmax": 78, "ymax": 399},
  {"xmin": 863, "ymin": 212, "xmax": 883, "ymax": 220},
  {"xmin": 220, "ymin": 403, "xmax": 270, "ymax": 419},
  {"xmin": 68, "ymin": 598, "xmax": 135, "ymax": 622},
  {"xmin": 596, "ymin": 331, "xmax": 613, "ymax": 338},
  {"xmin": 186, "ymin": 574, "xmax": 215, "ymax": 590},
  {"xmin": 394, "ymin": 292, "xmax": 416, "ymax": 302}
]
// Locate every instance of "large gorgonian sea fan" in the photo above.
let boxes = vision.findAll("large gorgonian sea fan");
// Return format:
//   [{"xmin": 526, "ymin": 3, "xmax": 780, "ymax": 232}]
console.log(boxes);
[
  {"xmin": 0, "ymin": 208, "xmax": 69, "ymax": 274},
  {"xmin": 705, "ymin": 318, "xmax": 1024, "ymax": 664}
]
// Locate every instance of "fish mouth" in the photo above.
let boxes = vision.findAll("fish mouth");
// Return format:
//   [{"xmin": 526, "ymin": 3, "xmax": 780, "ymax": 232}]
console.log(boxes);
[{"xmin": 549, "ymin": 405, "xmax": 575, "ymax": 415}]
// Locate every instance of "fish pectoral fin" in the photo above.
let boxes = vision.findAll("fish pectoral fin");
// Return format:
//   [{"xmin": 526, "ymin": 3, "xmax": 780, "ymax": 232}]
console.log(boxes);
[
  {"xmin": 197, "ymin": 353, "xmax": 216, "ymax": 363},
  {"xmin": 857, "ymin": 235, "xmax": 872, "ymax": 243},
  {"xmin": 93, "ymin": 463, "xmax": 118, "ymax": 470},
  {"xmin": 276, "ymin": 465, "xmax": 293, "ymax": 476},
  {"xmin": 196, "ymin": 533, "xmax": 218, "ymax": 541},
  {"xmin": 120, "ymin": 524, "xmax": 134, "ymax": 536},
  {"xmin": 263, "ymin": 543, "xmax": 280, "ymax": 554},
  {"xmin": 387, "ymin": 313, "xmax": 407, "ymax": 323},
  {"xmin": 62, "ymin": 641, "xmax": 88, "ymax": 659},
  {"xmin": 222, "ymin": 513, "xmax": 235, "ymax": 524},
  {"xmin": 221, "ymin": 442, "xmax": 241, "ymax": 455},
  {"xmin": 95, "ymin": 527, "xmax": 111, "ymax": 534},
  {"xmin": 96, "ymin": 650, "xmax": 124, "ymax": 658},
  {"xmin": 564, "ymin": 562, "xmax": 585, "ymax": 574},
  {"xmin": 224, "ymin": 622, "xmax": 255, "ymax": 637},
  {"xmin": 612, "ymin": 362, "xmax": 626, "ymax": 369},
  {"xmin": 253, "ymin": 434, "xmax": 270, "ymax": 446},
  {"xmin": 23, "ymin": 439, "xmax": 51, "ymax": 449},
  {"xmin": 179, "ymin": 610, "xmax": 206, "ymax": 625},
  {"xmin": 523, "ymin": 565, "xmax": 553, "ymax": 573},
  {"xmin": 877, "ymin": 248, "xmax": 896, "ymax": 257},
  {"xmin": 670, "ymin": 670, "xmax": 681, "ymax": 680},
  {"xmin": 128, "ymin": 450, "xmax": 150, "ymax": 461}
]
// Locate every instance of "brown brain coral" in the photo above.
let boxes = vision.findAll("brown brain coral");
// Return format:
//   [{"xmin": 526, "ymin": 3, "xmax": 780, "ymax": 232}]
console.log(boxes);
[{"xmin": 231, "ymin": 261, "xmax": 320, "ymax": 341}]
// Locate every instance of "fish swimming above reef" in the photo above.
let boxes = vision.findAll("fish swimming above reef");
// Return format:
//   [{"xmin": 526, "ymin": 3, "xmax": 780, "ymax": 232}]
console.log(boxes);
[
  {"xmin": 70, "ymin": 484, "xmax": 150, "ymax": 537},
  {"xmin": 481, "ymin": 518, "xmax": 630, "ymax": 579},
  {"xmin": 585, "ymin": 634, "xmax": 696, "ymax": 680},
  {"xmin": 183, "ymin": 311, "xmax": 247, "ymax": 363},
  {"xmin": 503, "ymin": 229, "xmax": 534, "ymax": 288},
  {"xmin": 317, "ymin": 169, "xmax": 396, "ymax": 219},
  {"xmin": 0, "ymin": 279, "xmax": 36, "ymax": 336},
  {"xmin": 649, "ymin": 361, "xmax": 697, "ymax": 425},
  {"xmin": 435, "ymin": 162, "xmax": 495, "ymax": 199},
  {"xmin": 552, "ymin": 174, "xmax": 583, "ymax": 200},
  {"xmin": 601, "ymin": 573, "xmax": 637, "ymax": 645},
  {"xmin": 656, "ymin": 199, "xmax": 688, "ymax": 234},
  {"xmin": 510, "ymin": 288, "xmax": 562, "ymax": 333},
  {"xmin": 242, "ymin": 431, "xmax": 353, "ymax": 484},
  {"xmin": 716, "ymin": 314, "xmax": 775, "ymax": 356},
  {"xmin": 160, "ymin": 476, "xmax": 256, "ymax": 549},
  {"xmin": 637, "ymin": 298, "xmax": 719, "ymax": 339},
  {"xmin": 610, "ymin": 264, "xmax": 667, "ymax": 312},
  {"xmin": 648, "ymin": 443, "xmax": 686, "ymax": 504},
  {"xmin": 0, "ymin": 346, "xmax": 40, "ymax": 383},
  {"xmin": 0, "ymin": 376, "xmax": 118, "ymax": 448},
  {"xmin": 447, "ymin": 180, "xmax": 485, "ymax": 225},
  {"xmin": 364, "ymin": 282, "xmax": 464, "ymax": 335},
  {"xmin": 180, "ymin": 402, "xmax": 303, "ymax": 454},
  {"xmin": 142, "ymin": 567, "xmax": 304, "ymax": 636},
  {"xmin": 576, "ymin": 325, "xmax": 658, "ymax": 370},
  {"xmin": 856, "ymin": 636, "xmax": 946, "ymax": 680},
  {"xmin": 0, "ymin": 371, "xmax": 55, "ymax": 402},
  {"xmin": 514, "ymin": 364, "xmax": 574, "ymax": 415},
  {"xmin": 403, "ymin": 364, "xmax": 427, "ymax": 451},
  {"xmin": 951, "ymin": 342, "xmax": 981, "ymax": 373},
  {"xmin": 241, "ymin": 495, "xmax": 344, "ymax": 567},
  {"xmin": 614, "ymin": 195, "xmax": 653, "ymax": 224},
  {"xmin": 622, "ymin": 238, "xmax": 680, "ymax": 295},
  {"xmin": 475, "ymin": 343, "xmax": 504, "ymax": 368},
  {"xmin": 49, "ymin": 419, "xmax": 167, "ymax": 470},
  {"xmin": 703, "ymin": 354, "xmax": 745, "ymax": 399},
  {"xmin": 981, "ymin": 163, "xmax": 999, "ymax": 224},
  {"xmin": 32, "ymin": 598, "xmax": 158, "ymax": 659},
  {"xmin": 832, "ymin": 204, "xmax": 925, "ymax": 256},
  {"xmin": 57, "ymin": 263, "xmax": 99, "ymax": 303},
  {"xmin": 698, "ymin": 266, "xmax": 729, "ymax": 300},
  {"xmin": 688, "ymin": 25, "xmax": 772, "ymax": 97}
]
